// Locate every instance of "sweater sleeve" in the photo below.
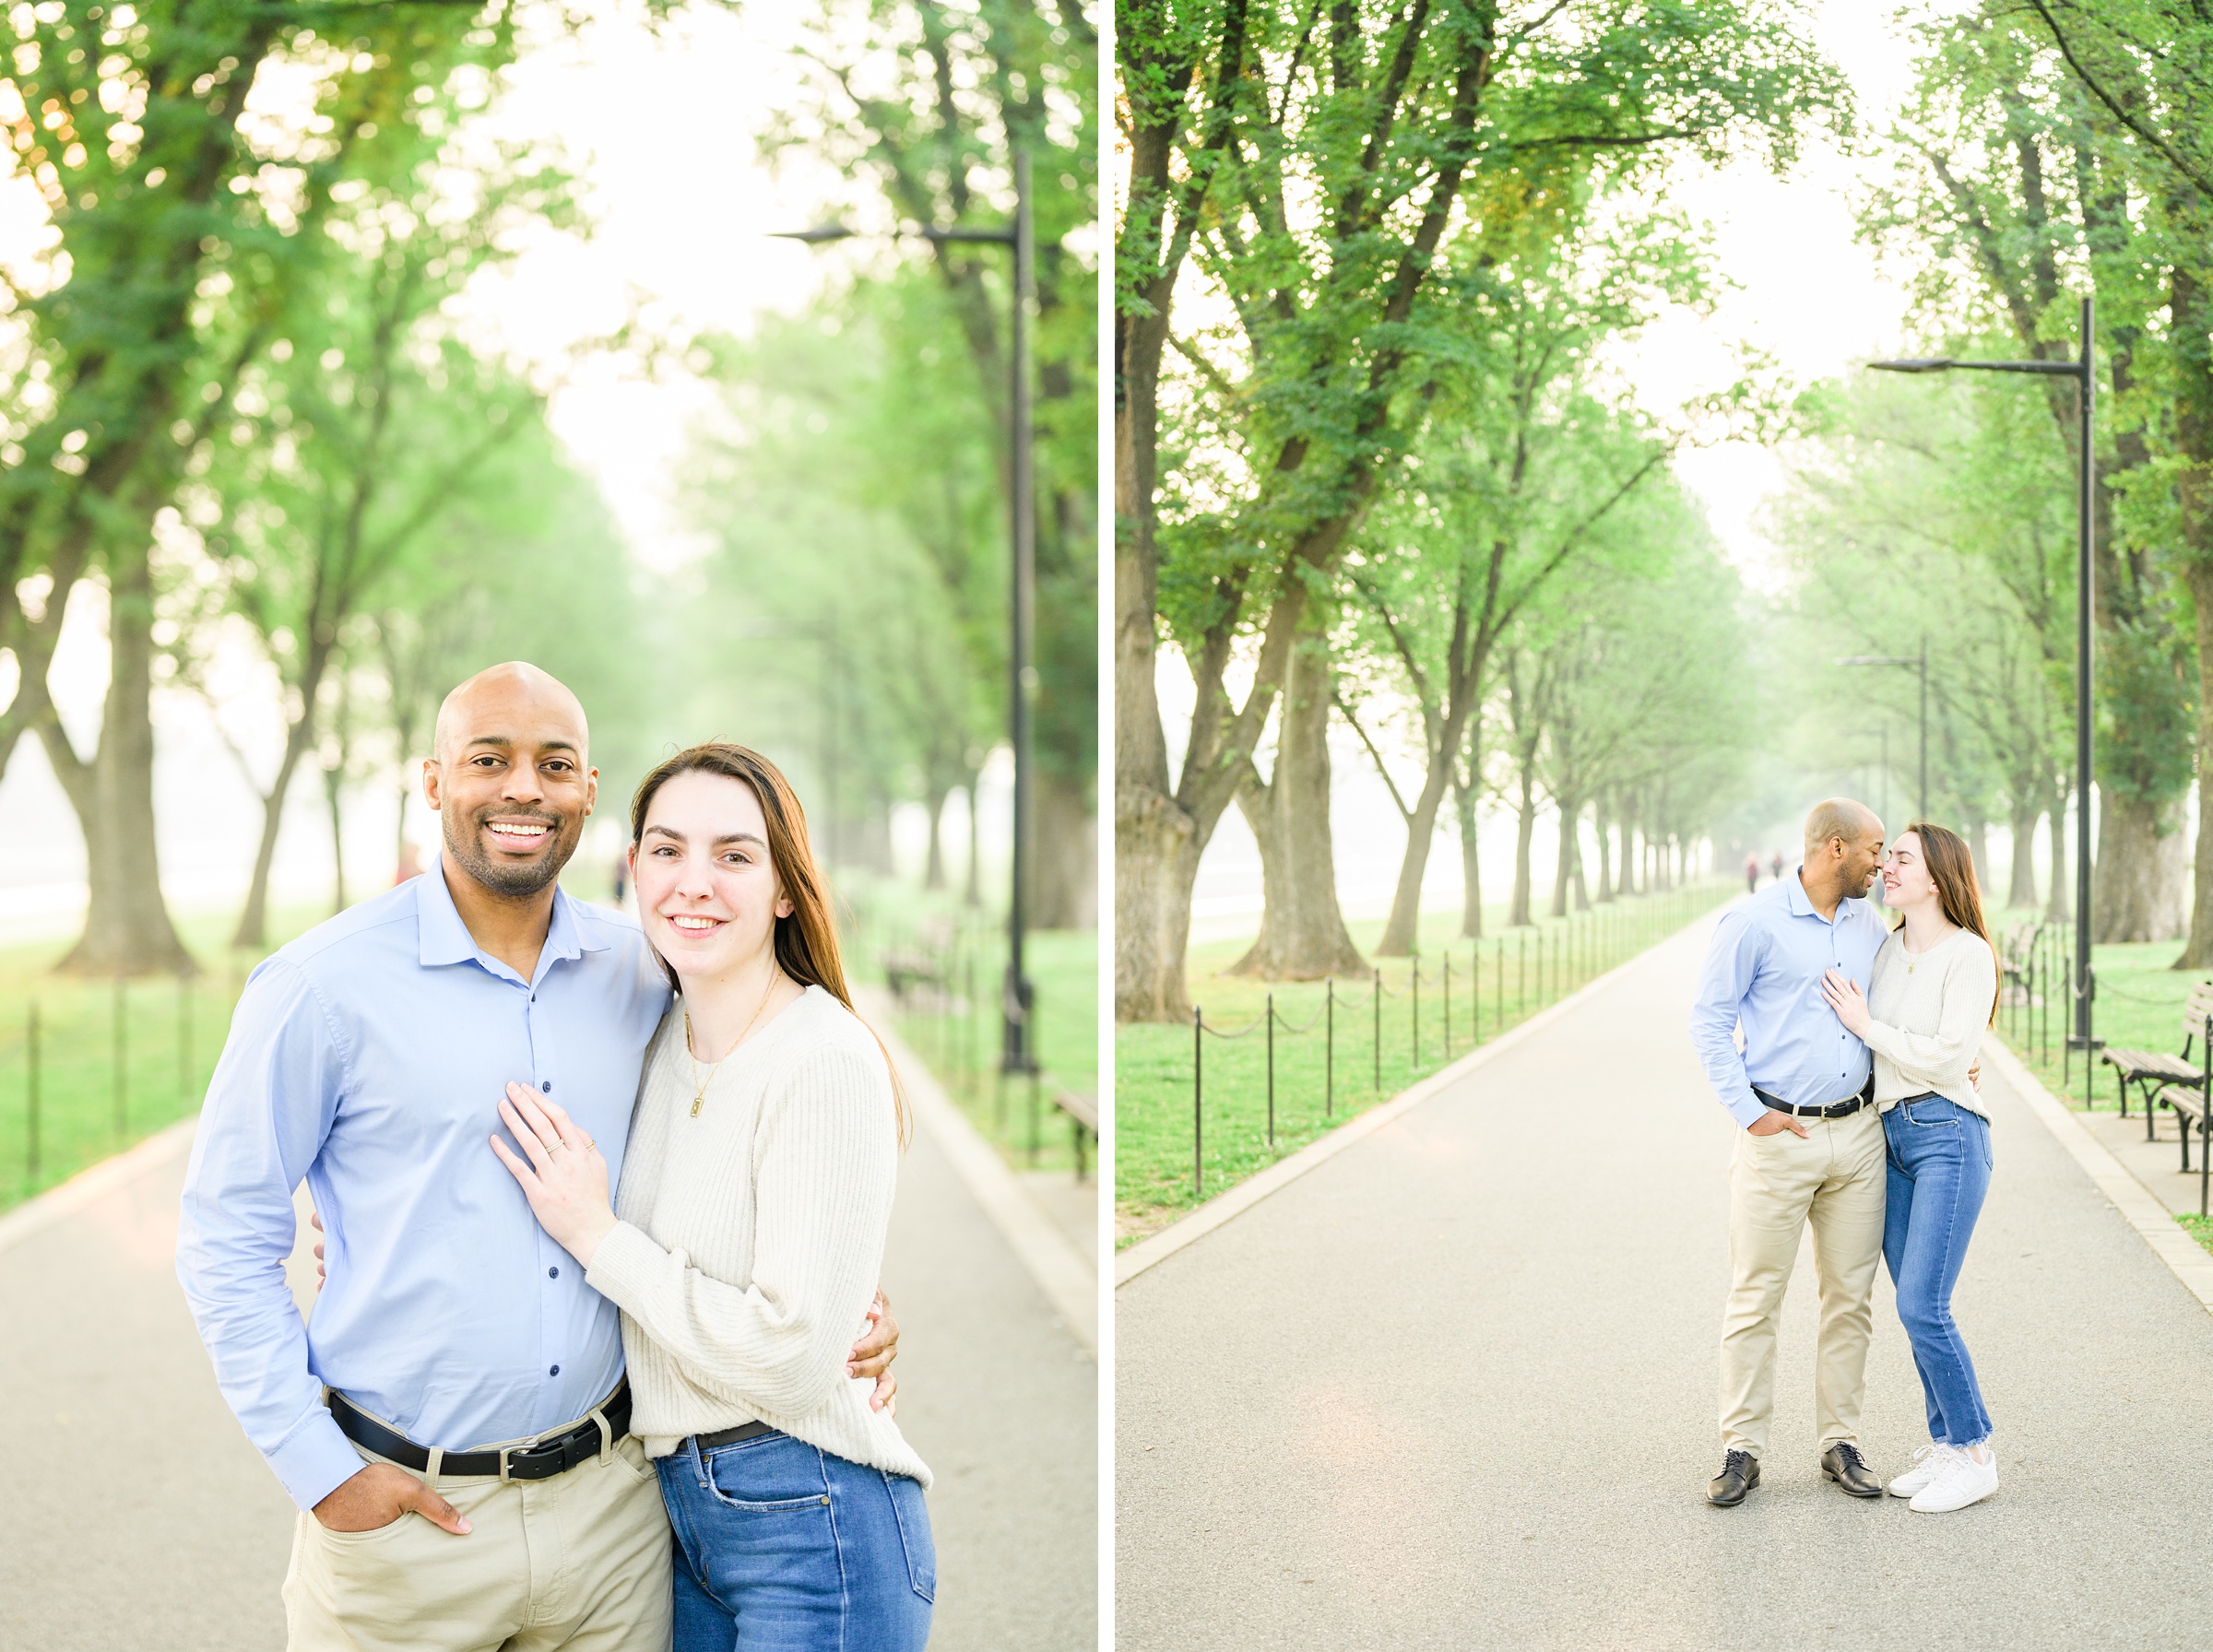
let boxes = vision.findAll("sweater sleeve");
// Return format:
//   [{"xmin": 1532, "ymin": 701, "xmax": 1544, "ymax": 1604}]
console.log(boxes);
[
  {"xmin": 1859, "ymin": 940, "xmax": 1998, "ymax": 1090},
  {"xmin": 585, "ymin": 1039, "xmax": 896, "ymax": 1420}
]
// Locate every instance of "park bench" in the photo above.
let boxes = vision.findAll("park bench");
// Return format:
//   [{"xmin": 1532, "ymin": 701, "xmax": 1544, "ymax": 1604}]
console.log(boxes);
[
  {"xmin": 2099, "ymin": 983, "xmax": 2213, "ymax": 1137},
  {"xmin": 1999, "ymin": 923, "xmax": 2039, "ymax": 1008},
  {"xmin": 2153, "ymin": 1022, "xmax": 2213, "ymax": 1218},
  {"xmin": 1054, "ymin": 1089, "xmax": 1097, "ymax": 1182},
  {"xmin": 881, "ymin": 915, "xmax": 959, "ymax": 1007}
]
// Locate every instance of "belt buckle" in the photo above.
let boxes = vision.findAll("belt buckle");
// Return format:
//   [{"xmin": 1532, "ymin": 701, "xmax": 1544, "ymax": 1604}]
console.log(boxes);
[{"xmin": 500, "ymin": 1435, "xmax": 564, "ymax": 1483}]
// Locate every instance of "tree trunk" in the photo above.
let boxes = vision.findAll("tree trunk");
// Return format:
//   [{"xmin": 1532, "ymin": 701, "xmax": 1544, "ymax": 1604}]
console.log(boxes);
[
  {"xmin": 325, "ymin": 761, "xmax": 347, "ymax": 916},
  {"xmin": 964, "ymin": 780, "xmax": 983, "ymax": 908},
  {"xmin": 1549, "ymin": 800, "xmax": 1577, "ymax": 919},
  {"xmin": 1593, "ymin": 797, "xmax": 1615, "ymax": 903},
  {"xmin": 1509, "ymin": 765, "xmax": 1537, "ymax": 926},
  {"xmin": 1967, "ymin": 819, "xmax": 1991, "ymax": 902},
  {"xmin": 1031, "ymin": 772, "xmax": 1095, "ymax": 930},
  {"xmin": 1117, "ymin": 803, "xmax": 1203, "ymax": 1021},
  {"xmin": 2185, "ymin": 567, "xmax": 2213, "ymax": 966},
  {"xmin": 233, "ymin": 702, "xmax": 323, "ymax": 950},
  {"xmin": 1456, "ymin": 775, "xmax": 1483, "ymax": 939},
  {"xmin": 2047, "ymin": 790, "xmax": 2072, "ymax": 923},
  {"xmin": 923, "ymin": 784, "xmax": 952, "ymax": 891},
  {"xmin": 2006, "ymin": 805, "xmax": 2041, "ymax": 912},
  {"xmin": 2173, "ymin": 263, "xmax": 2213, "ymax": 968},
  {"xmin": 53, "ymin": 551, "xmax": 193, "ymax": 976},
  {"xmin": 1228, "ymin": 637, "xmax": 1366, "ymax": 978},
  {"xmin": 2094, "ymin": 790, "xmax": 2186, "ymax": 943}
]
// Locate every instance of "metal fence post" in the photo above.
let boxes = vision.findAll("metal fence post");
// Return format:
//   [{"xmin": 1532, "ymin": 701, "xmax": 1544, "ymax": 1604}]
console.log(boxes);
[
  {"xmin": 1374, "ymin": 968, "xmax": 1382, "ymax": 1092},
  {"xmin": 1443, "ymin": 951, "xmax": 1452, "ymax": 1057},
  {"xmin": 178, "ymin": 972, "xmax": 192, "ymax": 1106},
  {"xmin": 1325, "ymin": 978, "xmax": 1335, "ymax": 1119},
  {"xmin": 112, "ymin": 976, "xmax": 127, "ymax": 1140},
  {"xmin": 1265, "ymin": 992, "xmax": 1276, "ymax": 1148},
  {"xmin": 25, "ymin": 1001, "xmax": 39, "ymax": 1190},
  {"xmin": 1411, "ymin": 955, "xmax": 1420, "ymax": 1069},
  {"xmin": 1193, "ymin": 1005, "xmax": 1203, "ymax": 1197}
]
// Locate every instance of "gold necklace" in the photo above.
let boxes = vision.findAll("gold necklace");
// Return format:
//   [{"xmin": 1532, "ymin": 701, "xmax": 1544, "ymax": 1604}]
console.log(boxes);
[{"xmin": 685, "ymin": 968, "xmax": 782, "ymax": 1118}]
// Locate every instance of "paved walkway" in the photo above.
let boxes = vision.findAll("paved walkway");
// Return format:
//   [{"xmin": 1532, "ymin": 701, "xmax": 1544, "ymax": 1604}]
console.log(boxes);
[
  {"xmin": 1118, "ymin": 913, "xmax": 2213, "ymax": 1650},
  {"xmin": 0, "ymin": 1080, "xmax": 1095, "ymax": 1650}
]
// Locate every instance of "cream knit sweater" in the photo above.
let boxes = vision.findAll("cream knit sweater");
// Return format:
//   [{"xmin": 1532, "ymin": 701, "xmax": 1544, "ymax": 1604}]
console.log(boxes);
[
  {"xmin": 1863, "ymin": 926, "xmax": 2000, "ymax": 1119},
  {"xmin": 585, "ymin": 984, "xmax": 930, "ymax": 1487}
]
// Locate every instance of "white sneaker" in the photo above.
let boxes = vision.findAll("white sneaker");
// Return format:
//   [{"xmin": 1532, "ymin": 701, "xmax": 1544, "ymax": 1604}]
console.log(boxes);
[
  {"xmin": 1887, "ymin": 1443, "xmax": 1953, "ymax": 1499},
  {"xmin": 1909, "ymin": 1445, "xmax": 1998, "ymax": 1513}
]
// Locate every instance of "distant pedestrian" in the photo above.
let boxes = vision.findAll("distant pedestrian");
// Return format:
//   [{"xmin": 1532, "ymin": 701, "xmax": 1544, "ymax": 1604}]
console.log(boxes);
[
  {"xmin": 393, "ymin": 841, "xmax": 421, "ymax": 886},
  {"xmin": 1743, "ymin": 853, "xmax": 1759, "ymax": 895},
  {"xmin": 1769, "ymin": 850, "xmax": 1784, "ymax": 884},
  {"xmin": 613, "ymin": 852, "xmax": 629, "ymax": 905}
]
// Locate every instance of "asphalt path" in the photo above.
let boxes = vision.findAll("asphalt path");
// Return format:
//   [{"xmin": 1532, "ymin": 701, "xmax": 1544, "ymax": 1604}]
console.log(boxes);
[
  {"xmin": 1117, "ymin": 911, "xmax": 2213, "ymax": 1651},
  {"xmin": 0, "ymin": 1083, "xmax": 1095, "ymax": 1650}
]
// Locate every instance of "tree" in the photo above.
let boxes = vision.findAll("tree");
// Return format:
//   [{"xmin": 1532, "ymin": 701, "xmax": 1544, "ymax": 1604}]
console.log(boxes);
[
  {"xmin": 0, "ymin": 0, "xmax": 528, "ymax": 970},
  {"xmin": 173, "ymin": 127, "xmax": 577, "ymax": 946},
  {"xmin": 767, "ymin": 0, "xmax": 1098, "ymax": 926},
  {"xmin": 1116, "ymin": 0, "xmax": 1846, "ymax": 1020},
  {"xmin": 1864, "ymin": 5, "xmax": 2194, "ymax": 940}
]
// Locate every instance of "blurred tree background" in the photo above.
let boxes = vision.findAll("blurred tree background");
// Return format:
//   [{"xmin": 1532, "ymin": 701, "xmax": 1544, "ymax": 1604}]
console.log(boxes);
[
  {"xmin": 0, "ymin": 0, "xmax": 1095, "ymax": 1203},
  {"xmin": 0, "ymin": 0, "xmax": 1094, "ymax": 974}
]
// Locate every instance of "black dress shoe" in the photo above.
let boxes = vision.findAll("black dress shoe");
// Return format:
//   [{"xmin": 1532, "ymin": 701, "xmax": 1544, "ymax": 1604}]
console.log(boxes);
[
  {"xmin": 1708, "ymin": 1449, "xmax": 1759, "ymax": 1506},
  {"xmin": 1821, "ymin": 1441, "xmax": 1883, "ymax": 1497}
]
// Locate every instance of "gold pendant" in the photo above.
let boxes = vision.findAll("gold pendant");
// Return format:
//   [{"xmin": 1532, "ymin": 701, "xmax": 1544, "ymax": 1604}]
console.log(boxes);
[{"xmin": 690, "ymin": 1094, "xmax": 704, "ymax": 1118}]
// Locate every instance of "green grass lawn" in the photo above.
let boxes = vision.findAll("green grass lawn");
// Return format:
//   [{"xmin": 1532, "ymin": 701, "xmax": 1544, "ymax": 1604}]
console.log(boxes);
[
  {"xmin": 0, "ymin": 903, "xmax": 338, "ymax": 1216},
  {"xmin": 844, "ymin": 880, "xmax": 1097, "ymax": 1176},
  {"xmin": 0, "ymin": 871, "xmax": 1084, "ymax": 1218},
  {"xmin": 1114, "ymin": 879, "xmax": 1736, "ymax": 1246},
  {"xmin": 1984, "ymin": 909, "xmax": 2213, "ymax": 1257}
]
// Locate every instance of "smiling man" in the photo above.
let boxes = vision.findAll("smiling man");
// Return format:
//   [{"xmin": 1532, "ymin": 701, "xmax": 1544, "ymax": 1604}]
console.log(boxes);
[{"xmin": 176, "ymin": 663, "xmax": 898, "ymax": 1652}]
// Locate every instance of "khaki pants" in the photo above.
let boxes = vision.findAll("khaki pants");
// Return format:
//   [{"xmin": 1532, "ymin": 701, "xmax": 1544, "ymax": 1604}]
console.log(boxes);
[
  {"xmin": 283, "ymin": 1430, "xmax": 673, "ymax": 1652},
  {"xmin": 1718, "ymin": 1104, "xmax": 1887, "ymax": 1459}
]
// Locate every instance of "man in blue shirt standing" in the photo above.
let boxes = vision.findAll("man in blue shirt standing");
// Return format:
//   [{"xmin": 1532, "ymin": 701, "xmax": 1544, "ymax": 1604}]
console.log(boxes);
[
  {"xmin": 1688, "ymin": 799, "xmax": 1889, "ymax": 1508},
  {"xmin": 177, "ymin": 663, "xmax": 898, "ymax": 1650}
]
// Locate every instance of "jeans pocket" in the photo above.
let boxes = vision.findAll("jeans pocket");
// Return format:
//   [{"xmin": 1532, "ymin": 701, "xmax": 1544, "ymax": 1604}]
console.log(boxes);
[
  {"xmin": 702, "ymin": 1434, "xmax": 833, "ymax": 1513},
  {"xmin": 1902, "ymin": 1098, "xmax": 1959, "ymax": 1129},
  {"xmin": 884, "ymin": 1472, "xmax": 936, "ymax": 1603}
]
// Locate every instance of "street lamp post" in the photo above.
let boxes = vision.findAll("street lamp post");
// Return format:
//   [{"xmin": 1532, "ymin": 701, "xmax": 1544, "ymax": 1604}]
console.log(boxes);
[
  {"xmin": 1869, "ymin": 292, "xmax": 2096, "ymax": 1054},
  {"xmin": 1844, "ymin": 724, "xmax": 1890, "ymax": 830},
  {"xmin": 1838, "ymin": 640, "xmax": 1928, "ymax": 819},
  {"xmin": 771, "ymin": 153, "xmax": 1038, "ymax": 1075}
]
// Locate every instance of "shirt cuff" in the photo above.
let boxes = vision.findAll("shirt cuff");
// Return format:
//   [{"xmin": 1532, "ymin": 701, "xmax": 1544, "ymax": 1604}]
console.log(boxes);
[
  {"xmin": 269, "ymin": 1410, "xmax": 373, "ymax": 1514},
  {"xmin": 1723, "ymin": 1089, "xmax": 1768, "ymax": 1130},
  {"xmin": 583, "ymin": 1220, "xmax": 662, "ymax": 1318}
]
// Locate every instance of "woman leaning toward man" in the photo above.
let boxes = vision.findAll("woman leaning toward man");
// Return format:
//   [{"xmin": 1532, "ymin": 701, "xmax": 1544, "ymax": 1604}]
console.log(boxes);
[
  {"xmin": 491, "ymin": 743, "xmax": 934, "ymax": 1648},
  {"xmin": 1823, "ymin": 820, "xmax": 2002, "ymax": 1515}
]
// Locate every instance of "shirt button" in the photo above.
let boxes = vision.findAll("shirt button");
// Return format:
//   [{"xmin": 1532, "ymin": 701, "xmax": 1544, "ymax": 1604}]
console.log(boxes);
[
  {"xmin": 549, "ymin": 1266, "xmax": 560, "ymax": 1279},
  {"xmin": 550, "ymin": 1364, "xmax": 561, "ymax": 1377},
  {"xmin": 542, "ymin": 1080, "xmax": 554, "ymax": 1092}
]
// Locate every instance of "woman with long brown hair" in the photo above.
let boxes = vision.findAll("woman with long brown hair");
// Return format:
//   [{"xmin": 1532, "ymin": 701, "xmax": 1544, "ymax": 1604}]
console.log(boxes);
[
  {"xmin": 488, "ymin": 742, "xmax": 932, "ymax": 1648},
  {"xmin": 1820, "ymin": 820, "xmax": 2002, "ymax": 1516}
]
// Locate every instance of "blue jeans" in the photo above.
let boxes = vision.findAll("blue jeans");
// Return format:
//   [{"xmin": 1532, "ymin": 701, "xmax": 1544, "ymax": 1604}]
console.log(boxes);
[
  {"xmin": 1882, "ymin": 1094, "xmax": 1994, "ymax": 1446},
  {"xmin": 657, "ymin": 1431, "xmax": 934, "ymax": 1652}
]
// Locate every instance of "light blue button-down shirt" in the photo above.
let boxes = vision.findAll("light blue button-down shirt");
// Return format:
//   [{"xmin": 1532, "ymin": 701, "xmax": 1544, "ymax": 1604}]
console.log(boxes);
[
  {"xmin": 1688, "ymin": 868, "xmax": 1889, "ymax": 1129},
  {"xmin": 176, "ymin": 863, "xmax": 670, "ymax": 1512}
]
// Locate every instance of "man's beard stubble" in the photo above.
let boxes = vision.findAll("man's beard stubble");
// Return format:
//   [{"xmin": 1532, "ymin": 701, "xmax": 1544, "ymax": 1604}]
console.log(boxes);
[{"xmin": 443, "ymin": 806, "xmax": 580, "ymax": 899}]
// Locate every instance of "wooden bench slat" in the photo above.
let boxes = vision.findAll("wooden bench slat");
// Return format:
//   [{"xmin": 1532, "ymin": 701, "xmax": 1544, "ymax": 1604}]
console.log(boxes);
[{"xmin": 1053, "ymin": 1091, "xmax": 1098, "ymax": 1133}]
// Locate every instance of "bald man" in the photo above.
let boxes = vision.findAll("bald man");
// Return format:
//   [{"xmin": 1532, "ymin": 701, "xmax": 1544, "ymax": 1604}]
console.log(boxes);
[
  {"xmin": 177, "ymin": 664, "xmax": 897, "ymax": 1651},
  {"xmin": 1688, "ymin": 800, "xmax": 1891, "ymax": 1507}
]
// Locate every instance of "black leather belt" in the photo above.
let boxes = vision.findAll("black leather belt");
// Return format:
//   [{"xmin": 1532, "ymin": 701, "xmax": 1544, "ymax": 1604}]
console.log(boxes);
[
  {"xmin": 1753, "ymin": 1076, "xmax": 1874, "ymax": 1120},
  {"xmin": 693, "ymin": 1419, "xmax": 776, "ymax": 1451},
  {"xmin": 326, "ymin": 1382, "xmax": 630, "ymax": 1481}
]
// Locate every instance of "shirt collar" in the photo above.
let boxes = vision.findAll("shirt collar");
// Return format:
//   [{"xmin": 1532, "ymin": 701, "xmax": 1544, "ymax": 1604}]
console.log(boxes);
[
  {"xmin": 1785, "ymin": 866, "xmax": 1871, "ymax": 927},
  {"xmin": 416, "ymin": 856, "xmax": 610, "ymax": 972}
]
